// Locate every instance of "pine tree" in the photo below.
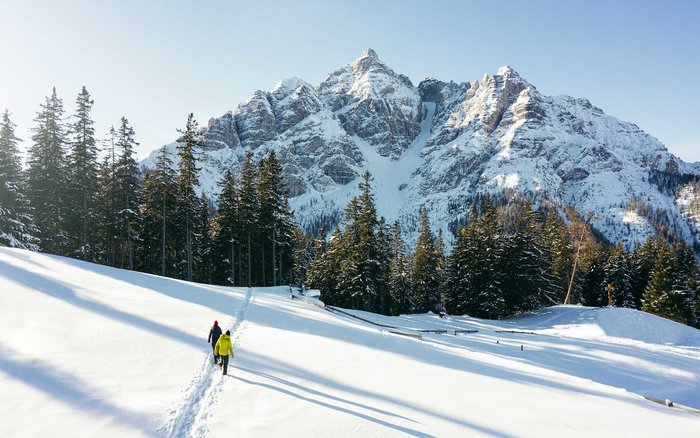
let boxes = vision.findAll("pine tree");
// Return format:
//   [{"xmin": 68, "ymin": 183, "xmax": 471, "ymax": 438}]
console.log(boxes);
[
  {"xmin": 544, "ymin": 212, "xmax": 574, "ymax": 299},
  {"xmin": 672, "ymin": 243, "xmax": 697, "ymax": 291},
  {"xmin": 256, "ymin": 150, "xmax": 296, "ymax": 286},
  {"xmin": 291, "ymin": 228, "xmax": 314, "ymax": 287},
  {"xmin": 94, "ymin": 127, "xmax": 119, "ymax": 266},
  {"xmin": 308, "ymin": 228, "xmax": 344, "ymax": 306},
  {"xmin": 138, "ymin": 147, "xmax": 178, "ymax": 276},
  {"xmin": 642, "ymin": 241, "xmax": 695, "ymax": 324},
  {"xmin": 305, "ymin": 227, "xmax": 328, "ymax": 291},
  {"xmin": 238, "ymin": 150, "xmax": 258, "ymax": 286},
  {"xmin": 501, "ymin": 201, "xmax": 560, "ymax": 314},
  {"xmin": 113, "ymin": 117, "xmax": 142, "ymax": 269},
  {"xmin": 445, "ymin": 202, "xmax": 480, "ymax": 315},
  {"xmin": 341, "ymin": 171, "xmax": 382, "ymax": 311},
  {"xmin": 578, "ymin": 255, "xmax": 607, "ymax": 306},
  {"xmin": 387, "ymin": 221, "xmax": 411, "ymax": 315},
  {"xmin": 65, "ymin": 87, "xmax": 99, "ymax": 260},
  {"xmin": 276, "ymin": 198, "xmax": 297, "ymax": 285},
  {"xmin": 632, "ymin": 236, "xmax": 658, "ymax": 308},
  {"xmin": 411, "ymin": 206, "xmax": 442, "ymax": 313},
  {"xmin": 434, "ymin": 228, "xmax": 447, "ymax": 313},
  {"xmin": 472, "ymin": 195, "xmax": 506, "ymax": 318},
  {"xmin": 375, "ymin": 217, "xmax": 392, "ymax": 314},
  {"xmin": 211, "ymin": 169, "xmax": 241, "ymax": 285},
  {"xmin": 193, "ymin": 193, "xmax": 213, "ymax": 283},
  {"xmin": 603, "ymin": 243, "xmax": 635, "ymax": 307},
  {"xmin": 0, "ymin": 110, "xmax": 38, "ymax": 249},
  {"xmin": 175, "ymin": 113, "xmax": 201, "ymax": 281},
  {"xmin": 26, "ymin": 88, "xmax": 69, "ymax": 254}
]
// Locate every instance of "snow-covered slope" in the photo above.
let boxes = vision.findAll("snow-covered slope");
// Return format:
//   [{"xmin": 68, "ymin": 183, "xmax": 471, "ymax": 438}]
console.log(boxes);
[
  {"xmin": 1, "ymin": 247, "xmax": 699, "ymax": 436},
  {"xmin": 142, "ymin": 49, "xmax": 700, "ymax": 247}
]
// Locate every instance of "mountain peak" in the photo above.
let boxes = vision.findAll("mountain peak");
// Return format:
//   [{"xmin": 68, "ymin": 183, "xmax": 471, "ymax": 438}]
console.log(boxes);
[
  {"xmin": 271, "ymin": 76, "xmax": 307, "ymax": 95},
  {"xmin": 360, "ymin": 48, "xmax": 379, "ymax": 60},
  {"xmin": 497, "ymin": 65, "xmax": 519, "ymax": 77}
]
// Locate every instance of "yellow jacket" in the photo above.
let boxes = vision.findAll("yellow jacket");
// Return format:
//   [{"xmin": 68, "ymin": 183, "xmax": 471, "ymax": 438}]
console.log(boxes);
[{"xmin": 215, "ymin": 334, "xmax": 234, "ymax": 357}]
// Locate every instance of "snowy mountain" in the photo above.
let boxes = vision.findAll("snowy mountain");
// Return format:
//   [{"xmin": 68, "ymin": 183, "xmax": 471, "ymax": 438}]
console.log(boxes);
[
  {"xmin": 2, "ymin": 247, "xmax": 700, "ymax": 436},
  {"xmin": 143, "ymin": 49, "xmax": 700, "ymax": 247}
]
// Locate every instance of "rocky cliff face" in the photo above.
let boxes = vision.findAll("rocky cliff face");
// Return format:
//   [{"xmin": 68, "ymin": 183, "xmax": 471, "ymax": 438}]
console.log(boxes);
[
  {"xmin": 317, "ymin": 48, "xmax": 423, "ymax": 159},
  {"xmin": 143, "ymin": 49, "xmax": 700, "ymax": 248}
]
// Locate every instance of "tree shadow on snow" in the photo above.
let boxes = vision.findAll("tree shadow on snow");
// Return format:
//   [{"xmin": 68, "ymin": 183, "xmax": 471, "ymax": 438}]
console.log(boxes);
[
  {"xmin": 1, "ymin": 250, "xmax": 243, "ymax": 315},
  {"xmin": 0, "ymin": 345, "xmax": 156, "ymax": 436},
  {"xmin": 430, "ymin": 331, "xmax": 700, "ymax": 408},
  {"xmin": 237, "ymin": 365, "xmax": 418, "ymax": 423},
  {"xmin": 249, "ymin": 300, "xmax": 687, "ymax": 419},
  {"xmin": 71, "ymin": 260, "xmax": 244, "ymax": 315},
  {"xmin": 231, "ymin": 369, "xmax": 434, "ymax": 438},
  {"xmin": 234, "ymin": 350, "xmax": 519, "ymax": 438},
  {"xmin": 0, "ymin": 260, "xmax": 202, "ymax": 348}
]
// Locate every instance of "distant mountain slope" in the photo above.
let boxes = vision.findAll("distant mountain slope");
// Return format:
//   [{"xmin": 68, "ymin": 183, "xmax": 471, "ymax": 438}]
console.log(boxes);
[
  {"xmin": 2, "ymin": 247, "xmax": 700, "ymax": 436},
  {"xmin": 143, "ymin": 49, "xmax": 700, "ymax": 247}
]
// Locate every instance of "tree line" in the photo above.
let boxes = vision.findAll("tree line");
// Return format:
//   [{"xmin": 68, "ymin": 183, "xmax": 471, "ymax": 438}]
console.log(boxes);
[
  {"xmin": 0, "ymin": 87, "xmax": 294, "ymax": 287},
  {"xmin": 1, "ymin": 87, "xmax": 699, "ymax": 327},
  {"xmin": 302, "ymin": 172, "xmax": 700, "ymax": 327}
]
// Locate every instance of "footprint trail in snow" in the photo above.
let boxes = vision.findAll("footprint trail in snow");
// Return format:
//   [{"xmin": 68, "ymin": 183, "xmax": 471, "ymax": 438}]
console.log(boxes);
[{"xmin": 161, "ymin": 287, "xmax": 255, "ymax": 437}]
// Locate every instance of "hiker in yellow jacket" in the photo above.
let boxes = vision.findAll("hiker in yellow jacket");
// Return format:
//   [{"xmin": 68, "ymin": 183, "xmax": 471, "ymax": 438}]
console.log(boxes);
[{"xmin": 214, "ymin": 330, "xmax": 234, "ymax": 375}]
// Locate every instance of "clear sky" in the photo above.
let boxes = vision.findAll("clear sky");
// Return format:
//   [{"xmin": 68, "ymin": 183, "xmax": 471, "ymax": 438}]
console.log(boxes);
[{"xmin": 1, "ymin": 0, "xmax": 698, "ymax": 162}]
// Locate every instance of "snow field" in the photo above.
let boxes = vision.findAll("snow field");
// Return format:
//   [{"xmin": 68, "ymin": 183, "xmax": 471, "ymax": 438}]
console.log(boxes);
[
  {"xmin": 0, "ymin": 248, "xmax": 243, "ymax": 437},
  {"xmin": 1, "ymin": 247, "xmax": 699, "ymax": 437}
]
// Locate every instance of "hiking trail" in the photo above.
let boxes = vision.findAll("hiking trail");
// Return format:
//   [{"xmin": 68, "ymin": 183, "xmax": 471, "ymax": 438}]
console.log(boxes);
[{"xmin": 160, "ymin": 287, "xmax": 255, "ymax": 437}]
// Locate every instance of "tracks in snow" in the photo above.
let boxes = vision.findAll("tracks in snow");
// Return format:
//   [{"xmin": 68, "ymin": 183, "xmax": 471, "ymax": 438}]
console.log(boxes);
[{"xmin": 161, "ymin": 287, "xmax": 255, "ymax": 437}]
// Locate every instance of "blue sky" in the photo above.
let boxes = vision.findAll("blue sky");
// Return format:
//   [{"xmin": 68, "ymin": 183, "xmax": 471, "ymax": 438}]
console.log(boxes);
[{"xmin": 1, "ymin": 0, "xmax": 698, "ymax": 161}]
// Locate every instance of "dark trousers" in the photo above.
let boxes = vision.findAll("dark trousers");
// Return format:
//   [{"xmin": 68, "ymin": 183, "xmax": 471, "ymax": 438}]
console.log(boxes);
[
  {"xmin": 211, "ymin": 344, "xmax": 219, "ymax": 363},
  {"xmin": 220, "ymin": 355, "xmax": 229, "ymax": 375}
]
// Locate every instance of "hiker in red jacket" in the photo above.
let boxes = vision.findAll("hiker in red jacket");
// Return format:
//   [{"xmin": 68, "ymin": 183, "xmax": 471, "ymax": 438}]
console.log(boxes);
[{"xmin": 207, "ymin": 321, "xmax": 223, "ymax": 364}]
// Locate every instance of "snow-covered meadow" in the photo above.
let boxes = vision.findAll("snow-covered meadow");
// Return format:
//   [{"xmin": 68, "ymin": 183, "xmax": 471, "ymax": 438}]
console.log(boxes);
[{"xmin": 1, "ymin": 247, "xmax": 699, "ymax": 436}]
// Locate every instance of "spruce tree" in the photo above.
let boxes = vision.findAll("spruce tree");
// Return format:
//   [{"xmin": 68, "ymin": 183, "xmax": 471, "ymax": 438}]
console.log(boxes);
[
  {"xmin": 94, "ymin": 127, "xmax": 119, "ymax": 266},
  {"xmin": 412, "ymin": 206, "xmax": 442, "ymax": 313},
  {"xmin": 472, "ymin": 195, "xmax": 506, "ymax": 318},
  {"xmin": 308, "ymin": 228, "xmax": 344, "ymax": 306},
  {"xmin": 26, "ymin": 88, "xmax": 69, "ymax": 254},
  {"xmin": 193, "ymin": 193, "xmax": 213, "ymax": 283},
  {"xmin": 256, "ymin": 150, "xmax": 295, "ymax": 286},
  {"xmin": 642, "ymin": 241, "xmax": 695, "ymax": 324},
  {"xmin": 445, "ymin": 202, "xmax": 480, "ymax": 315},
  {"xmin": 0, "ymin": 110, "xmax": 38, "ymax": 249},
  {"xmin": 672, "ymin": 243, "xmax": 698, "ymax": 291},
  {"xmin": 138, "ymin": 147, "xmax": 178, "ymax": 276},
  {"xmin": 501, "ymin": 201, "xmax": 560, "ymax": 313},
  {"xmin": 545, "ymin": 212, "xmax": 574, "ymax": 299},
  {"xmin": 387, "ymin": 221, "xmax": 411, "ymax": 315},
  {"xmin": 341, "ymin": 171, "xmax": 382, "ymax": 311},
  {"xmin": 66, "ymin": 86, "xmax": 99, "ymax": 260},
  {"xmin": 291, "ymin": 228, "xmax": 314, "ymax": 287},
  {"xmin": 375, "ymin": 217, "xmax": 392, "ymax": 314},
  {"xmin": 211, "ymin": 169, "xmax": 241, "ymax": 285},
  {"xmin": 275, "ymin": 197, "xmax": 297, "ymax": 285},
  {"xmin": 578, "ymin": 255, "xmax": 607, "ymax": 306},
  {"xmin": 175, "ymin": 113, "xmax": 201, "ymax": 281},
  {"xmin": 113, "ymin": 117, "xmax": 142, "ymax": 269},
  {"xmin": 603, "ymin": 243, "xmax": 635, "ymax": 307},
  {"xmin": 632, "ymin": 236, "xmax": 658, "ymax": 308},
  {"xmin": 237, "ymin": 150, "xmax": 258, "ymax": 286}
]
